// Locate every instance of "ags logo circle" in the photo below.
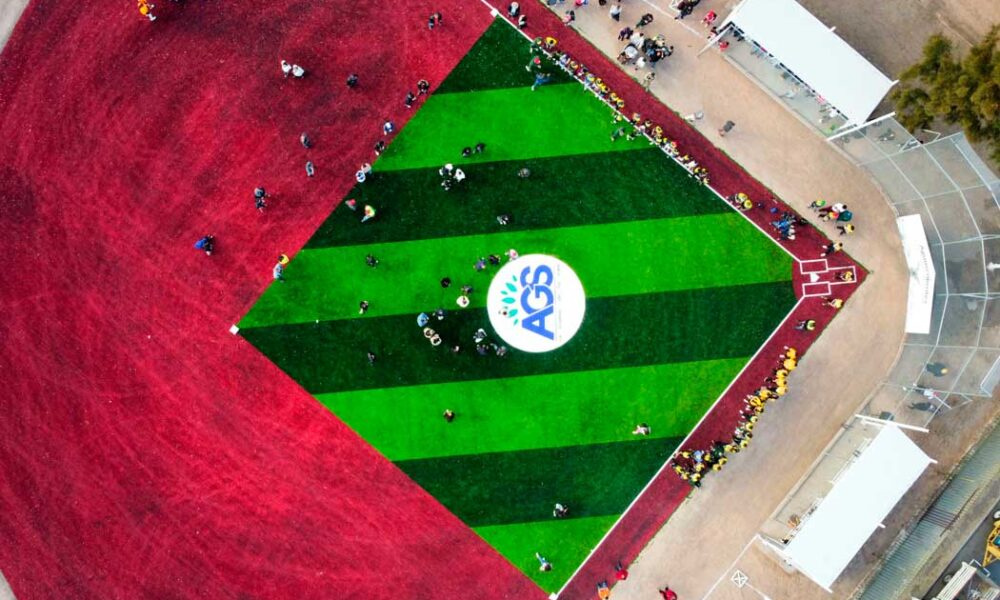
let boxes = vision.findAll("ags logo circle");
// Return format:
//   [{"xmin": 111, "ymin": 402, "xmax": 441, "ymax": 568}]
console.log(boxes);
[{"xmin": 487, "ymin": 254, "xmax": 586, "ymax": 353}]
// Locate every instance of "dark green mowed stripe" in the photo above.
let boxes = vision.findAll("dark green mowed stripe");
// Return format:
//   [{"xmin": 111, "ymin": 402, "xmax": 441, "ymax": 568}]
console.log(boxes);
[
  {"xmin": 239, "ymin": 281, "xmax": 796, "ymax": 394},
  {"xmin": 435, "ymin": 19, "xmax": 574, "ymax": 94},
  {"xmin": 305, "ymin": 149, "xmax": 727, "ymax": 249},
  {"xmin": 396, "ymin": 436, "xmax": 683, "ymax": 527}
]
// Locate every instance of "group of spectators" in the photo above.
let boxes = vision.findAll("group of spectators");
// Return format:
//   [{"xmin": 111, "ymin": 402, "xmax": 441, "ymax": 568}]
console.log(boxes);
[{"xmin": 671, "ymin": 346, "xmax": 800, "ymax": 487}]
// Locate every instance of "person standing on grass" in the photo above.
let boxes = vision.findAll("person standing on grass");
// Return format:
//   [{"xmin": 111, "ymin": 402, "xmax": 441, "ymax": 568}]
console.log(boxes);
[
  {"xmin": 362, "ymin": 205, "xmax": 376, "ymax": 223},
  {"xmin": 535, "ymin": 552, "xmax": 553, "ymax": 572},
  {"xmin": 359, "ymin": 300, "xmax": 370, "ymax": 315},
  {"xmin": 365, "ymin": 254, "xmax": 379, "ymax": 268},
  {"xmin": 443, "ymin": 409, "xmax": 456, "ymax": 422},
  {"xmin": 272, "ymin": 261, "xmax": 285, "ymax": 282},
  {"xmin": 531, "ymin": 71, "xmax": 552, "ymax": 91}
]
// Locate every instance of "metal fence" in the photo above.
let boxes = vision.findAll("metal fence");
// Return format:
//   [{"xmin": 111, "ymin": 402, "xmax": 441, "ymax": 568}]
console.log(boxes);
[{"xmin": 831, "ymin": 123, "xmax": 1000, "ymax": 428}]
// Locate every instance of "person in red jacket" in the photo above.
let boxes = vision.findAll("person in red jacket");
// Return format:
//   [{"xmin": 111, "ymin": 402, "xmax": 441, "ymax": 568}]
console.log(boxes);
[
  {"xmin": 659, "ymin": 587, "xmax": 678, "ymax": 600},
  {"xmin": 615, "ymin": 561, "xmax": 629, "ymax": 580}
]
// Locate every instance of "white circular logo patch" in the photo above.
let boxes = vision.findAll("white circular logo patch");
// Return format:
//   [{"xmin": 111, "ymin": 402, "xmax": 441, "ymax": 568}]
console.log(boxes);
[{"xmin": 487, "ymin": 254, "xmax": 586, "ymax": 353}]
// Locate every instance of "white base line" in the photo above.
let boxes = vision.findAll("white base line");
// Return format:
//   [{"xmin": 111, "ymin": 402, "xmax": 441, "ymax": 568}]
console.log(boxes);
[
  {"xmin": 552, "ymin": 296, "xmax": 804, "ymax": 597},
  {"xmin": 700, "ymin": 534, "xmax": 762, "ymax": 600},
  {"xmin": 467, "ymin": 7, "xmax": 816, "ymax": 597}
]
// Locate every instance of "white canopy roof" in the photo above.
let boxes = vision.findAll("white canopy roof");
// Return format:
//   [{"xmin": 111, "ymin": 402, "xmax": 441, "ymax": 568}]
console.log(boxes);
[
  {"xmin": 897, "ymin": 214, "xmax": 937, "ymax": 335},
  {"xmin": 781, "ymin": 424, "xmax": 932, "ymax": 591},
  {"xmin": 720, "ymin": 0, "xmax": 895, "ymax": 126}
]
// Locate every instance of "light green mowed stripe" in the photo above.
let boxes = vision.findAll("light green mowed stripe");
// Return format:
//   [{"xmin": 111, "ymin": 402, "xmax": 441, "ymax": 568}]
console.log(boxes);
[
  {"xmin": 240, "ymin": 213, "xmax": 792, "ymax": 328},
  {"xmin": 316, "ymin": 357, "xmax": 745, "ymax": 461},
  {"xmin": 475, "ymin": 515, "xmax": 619, "ymax": 591},
  {"xmin": 374, "ymin": 84, "xmax": 648, "ymax": 171}
]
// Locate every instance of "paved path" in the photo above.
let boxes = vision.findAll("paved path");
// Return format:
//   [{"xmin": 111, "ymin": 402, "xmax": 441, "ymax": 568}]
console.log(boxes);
[{"xmin": 550, "ymin": 3, "xmax": 912, "ymax": 599}]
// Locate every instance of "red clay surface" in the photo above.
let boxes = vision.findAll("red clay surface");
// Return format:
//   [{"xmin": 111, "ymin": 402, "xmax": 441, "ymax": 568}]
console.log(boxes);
[
  {"xmin": 0, "ymin": 1, "xmax": 543, "ymax": 599},
  {"xmin": 0, "ymin": 0, "xmax": 865, "ymax": 598},
  {"xmin": 497, "ymin": 3, "xmax": 867, "ymax": 597}
]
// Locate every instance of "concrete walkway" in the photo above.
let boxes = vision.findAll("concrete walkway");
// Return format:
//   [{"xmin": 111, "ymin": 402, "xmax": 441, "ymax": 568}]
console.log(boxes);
[{"xmin": 548, "ymin": 2, "xmax": 913, "ymax": 599}]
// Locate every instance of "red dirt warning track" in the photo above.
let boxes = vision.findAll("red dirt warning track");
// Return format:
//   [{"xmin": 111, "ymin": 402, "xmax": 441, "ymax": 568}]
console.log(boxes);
[{"xmin": 0, "ymin": 1, "xmax": 542, "ymax": 599}]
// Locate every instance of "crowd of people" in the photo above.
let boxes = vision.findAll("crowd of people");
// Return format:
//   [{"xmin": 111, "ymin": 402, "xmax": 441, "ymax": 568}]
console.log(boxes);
[
  {"xmin": 525, "ymin": 37, "xmax": 711, "ymax": 186},
  {"xmin": 671, "ymin": 346, "xmax": 801, "ymax": 488}
]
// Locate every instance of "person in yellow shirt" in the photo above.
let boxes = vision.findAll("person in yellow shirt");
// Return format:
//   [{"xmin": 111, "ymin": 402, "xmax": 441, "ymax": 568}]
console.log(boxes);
[
  {"xmin": 138, "ymin": 0, "xmax": 156, "ymax": 21},
  {"xmin": 825, "ymin": 297, "xmax": 844, "ymax": 309}
]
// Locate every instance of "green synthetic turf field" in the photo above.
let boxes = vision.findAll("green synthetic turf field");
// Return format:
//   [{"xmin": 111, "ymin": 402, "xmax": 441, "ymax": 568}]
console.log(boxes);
[{"xmin": 240, "ymin": 19, "xmax": 796, "ymax": 593}]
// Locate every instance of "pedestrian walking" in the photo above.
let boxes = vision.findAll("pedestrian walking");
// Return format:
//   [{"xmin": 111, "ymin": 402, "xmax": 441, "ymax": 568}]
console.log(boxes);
[
  {"xmin": 618, "ymin": 26, "xmax": 633, "ymax": 41},
  {"xmin": 824, "ymin": 297, "xmax": 844, "ymax": 309},
  {"xmin": 615, "ymin": 561, "xmax": 629, "ymax": 580},
  {"xmin": 611, "ymin": 126, "xmax": 626, "ymax": 141},
  {"xmin": 440, "ymin": 277, "xmax": 452, "ymax": 288},
  {"xmin": 417, "ymin": 312, "xmax": 430, "ymax": 327},
  {"xmin": 507, "ymin": 1, "xmax": 519, "ymax": 17},
  {"xmin": 926, "ymin": 362, "xmax": 949, "ymax": 376},
  {"xmin": 531, "ymin": 71, "xmax": 552, "ymax": 91},
  {"xmin": 443, "ymin": 409, "xmax": 456, "ymax": 422},
  {"xmin": 194, "ymin": 235, "xmax": 214, "ymax": 256},
  {"xmin": 361, "ymin": 205, "xmax": 376, "ymax": 223},
  {"xmin": 808, "ymin": 199, "xmax": 826, "ymax": 211},
  {"xmin": 719, "ymin": 120, "xmax": 735, "ymax": 136},
  {"xmin": 365, "ymin": 254, "xmax": 379, "ymax": 268},
  {"xmin": 609, "ymin": 3, "xmax": 621, "ymax": 20},
  {"xmin": 636, "ymin": 13, "xmax": 653, "ymax": 28},
  {"xmin": 291, "ymin": 64, "xmax": 306, "ymax": 78},
  {"xmin": 597, "ymin": 581, "xmax": 611, "ymax": 600},
  {"xmin": 374, "ymin": 140, "xmax": 386, "ymax": 155},
  {"xmin": 359, "ymin": 300, "xmax": 370, "ymax": 314},
  {"xmin": 821, "ymin": 242, "xmax": 843, "ymax": 256},
  {"xmin": 428, "ymin": 12, "xmax": 443, "ymax": 29},
  {"xmin": 702, "ymin": 10, "xmax": 717, "ymax": 28},
  {"xmin": 553, "ymin": 503, "xmax": 569, "ymax": 518},
  {"xmin": 562, "ymin": 10, "xmax": 575, "ymax": 25},
  {"xmin": 137, "ymin": 0, "xmax": 156, "ymax": 21},
  {"xmin": 535, "ymin": 553, "xmax": 552, "ymax": 572},
  {"xmin": 675, "ymin": 0, "xmax": 695, "ymax": 19},
  {"xmin": 838, "ymin": 224, "xmax": 855, "ymax": 235},
  {"xmin": 417, "ymin": 79, "xmax": 430, "ymax": 95},
  {"xmin": 659, "ymin": 588, "xmax": 678, "ymax": 600},
  {"xmin": 405, "ymin": 91, "xmax": 416, "ymax": 108},
  {"xmin": 460, "ymin": 284, "xmax": 474, "ymax": 295},
  {"xmin": 474, "ymin": 142, "xmax": 486, "ymax": 153},
  {"xmin": 300, "ymin": 132, "xmax": 312, "ymax": 148},
  {"xmin": 305, "ymin": 161, "xmax": 315, "ymax": 177},
  {"xmin": 383, "ymin": 120, "xmax": 395, "ymax": 135},
  {"xmin": 254, "ymin": 187, "xmax": 268, "ymax": 211},
  {"xmin": 474, "ymin": 258, "xmax": 486, "ymax": 271},
  {"xmin": 642, "ymin": 71, "xmax": 656, "ymax": 90},
  {"xmin": 794, "ymin": 319, "xmax": 817, "ymax": 331},
  {"xmin": 272, "ymin": 261, "xmax": 285, "ymax": 282},
  {"xmin": 517, "ymin": 14, "xmax": 527, "ymax": 28},
  {"xmin": 462, "ymin": 146, "xmax": 472, "ymax": 157},
  {"xmin": 346, "ymin": 73, "xmax": 359, "ymax": 88},
  {"xmin": 280, "ymin": 60, "xmax": 292, "ymax": 77}
]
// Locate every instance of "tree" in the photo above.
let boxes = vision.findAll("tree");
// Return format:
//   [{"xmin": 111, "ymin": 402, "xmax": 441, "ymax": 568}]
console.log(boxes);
[{"xmin": 893, "ymin": 26, "xmax": 1000, "ymax": 163}]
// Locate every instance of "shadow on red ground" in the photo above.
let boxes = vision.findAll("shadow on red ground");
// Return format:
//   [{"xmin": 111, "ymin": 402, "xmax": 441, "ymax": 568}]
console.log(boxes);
[
  {"xmin": 498, "ymin": 2, "xmax": 868, "ymax": 597},
  {"xmin": 0, "ymin": 1, "xmax": 545, "ymax": 599}
]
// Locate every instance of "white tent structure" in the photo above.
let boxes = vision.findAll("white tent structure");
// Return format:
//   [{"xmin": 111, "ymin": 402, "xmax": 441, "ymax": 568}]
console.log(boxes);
[
  {"xmin": 706, "ymin": 0, "xmax": 896, "ymax": 134},
  {"xmin": 770, "ymin": 424, "xmax": 934, "ymax": 591}
]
